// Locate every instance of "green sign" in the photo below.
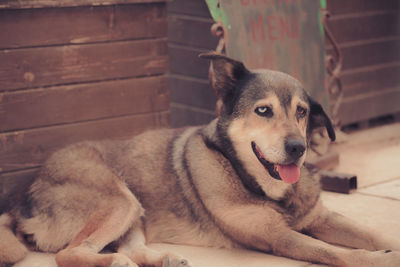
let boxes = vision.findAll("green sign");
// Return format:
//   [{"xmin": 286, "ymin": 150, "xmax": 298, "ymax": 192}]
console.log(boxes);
[{"xmin": 206, "ymin": 0, "xmax": 329, "ymax": 110}]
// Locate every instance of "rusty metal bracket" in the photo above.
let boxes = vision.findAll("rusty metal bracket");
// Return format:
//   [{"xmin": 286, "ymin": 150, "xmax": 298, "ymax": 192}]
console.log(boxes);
[
  {"xmin": 209, "ymin": 21, "xmax": 227, "ymax": 116},
  {"xmin": 322, "ymin": 9, "xmax": 343, "ymax": 127},
  {"xmin": 211, "ymin": 21, "xmax": 226, "ymax": 54}
]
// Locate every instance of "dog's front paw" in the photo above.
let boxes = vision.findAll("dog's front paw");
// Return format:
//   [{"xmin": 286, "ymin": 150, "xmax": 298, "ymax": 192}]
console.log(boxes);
[{"xmin": 162, "ymin": 257, "xmax": 191, "ymax": 267}]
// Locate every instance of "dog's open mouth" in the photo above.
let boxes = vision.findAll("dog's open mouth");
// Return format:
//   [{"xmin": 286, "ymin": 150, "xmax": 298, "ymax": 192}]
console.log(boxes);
[{"xmin": 251, "ymin": 141, "xmax": 300, "ymax": 184}]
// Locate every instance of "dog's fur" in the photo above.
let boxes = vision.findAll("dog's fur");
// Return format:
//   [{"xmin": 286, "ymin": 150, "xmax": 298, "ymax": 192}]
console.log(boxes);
[{"xmin": 1, "ymin": 53, "xmax": 400, "ymax": 267}]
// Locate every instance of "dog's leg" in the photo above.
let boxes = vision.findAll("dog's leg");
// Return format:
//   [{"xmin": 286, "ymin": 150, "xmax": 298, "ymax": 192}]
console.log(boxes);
[
  {"xmin": 271, "ymin": 229, "xmax": 400, "ymax": 267},
  {"xmin": 118, "ymin": 224, "xmax": 190, "ymax": 267},
  {"xmin": 305, "ymin": 207, "xmax": 400, "ymax": 251},
  {"xmin": 216, "ymin": 204, "xmax": 400, "ymax": 266},
  {"xmin": 0, "ymin": 214, "xmax": 28, "ymax": 263},
  {"xmin": 55, "ymin": 180, "xmax": 143, "ymax": 267}
]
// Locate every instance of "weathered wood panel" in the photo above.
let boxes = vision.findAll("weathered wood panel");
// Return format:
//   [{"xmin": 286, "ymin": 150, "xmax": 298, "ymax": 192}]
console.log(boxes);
[
  {"xmin": 168, "ymin": 15, "xmax": 217, "ymax": 48},
  {"xmin": 326, "ymin": 0, "xmax": 400, "ymax": 125},
  {"xmin": 327, "ymin": 39, "xmax": 400, "ymax": 71},
  {"xmin": 0, "ymin": 38, "xmax": 167, "ymax": 92},
  {"xmin": 0, "ymin": 76, "xmax": 169, "ymax": 132},
  {"xmin": 170, "ymin": 104, "xmax": 214, "ymax": 128},
  {"xmin": 168, "ymin": 45, "xmax": 209, "ymax": 79},
  {"xmin": 327, "ymin": 12, "xmax": 400, "ymax": 45},
  {"xmin": 168, "ymin": 0, "xmax": 212, "ymax": 17},
  {"xmin": 0, "ymin": 0, "xmax": 167, "ymax": 9},
  {"xmin": 0, "ymin": 168, "xmax": 39, "ymax": 211},
  {"xmin": 341, "ymin": 63, "xmax": 400, "ymax": 97},
  {"xmin": 0, "ymin": 4, "xmax": 167, "ymax": 49},
  {"xmin": 169, "ymin": 75, "xmax": 216, "ymax": 111},
  {"xmin": 338, "ymin": 88, "xmax": 400, "ymax": 125},
  {"xmin": 167, "ymin": 0, "xmax": 217, "ymax": 128},
  {"xmin": 0, "ymin": 1, "xmax": 170, "ymax": 200},
  {"xmin": 327, "ymin": 0, "xmax": 399, "ymax": 15},
  {"xmin": 0, "ymin": 111, "xmax": 169, "ymax": 173}
]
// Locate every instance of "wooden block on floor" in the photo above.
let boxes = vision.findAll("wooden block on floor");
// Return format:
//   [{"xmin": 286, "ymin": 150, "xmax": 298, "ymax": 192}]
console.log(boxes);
[{"xmin": 319, "ymin": 170, "xmax": 357, "ymax": 194}]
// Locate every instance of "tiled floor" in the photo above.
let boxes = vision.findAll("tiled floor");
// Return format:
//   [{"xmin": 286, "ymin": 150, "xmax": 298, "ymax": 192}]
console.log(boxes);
[{"xmin": 13, "ymin": 123, "xmax": 400, "ymax": 267}]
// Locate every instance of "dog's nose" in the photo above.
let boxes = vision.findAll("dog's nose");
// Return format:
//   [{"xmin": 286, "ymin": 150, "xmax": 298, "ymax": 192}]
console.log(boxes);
[{"xmin": 285, "ymin": 139, "xmax": 306, "ymax": 160}]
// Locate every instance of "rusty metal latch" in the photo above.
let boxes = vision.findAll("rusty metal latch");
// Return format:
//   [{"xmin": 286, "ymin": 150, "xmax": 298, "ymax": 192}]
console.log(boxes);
[{"xmin": 209, "ymin": 21, "xmax": 226, "ymax": 116}]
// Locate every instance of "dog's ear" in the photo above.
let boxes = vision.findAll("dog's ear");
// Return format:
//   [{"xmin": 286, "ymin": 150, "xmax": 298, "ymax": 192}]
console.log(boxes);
[
  {"xmin": 199, "ymin": 52, "xmax": 250, "ymax": 106},
  {"xmin": 307, "ymin": 96, "xmax": 336, "ymax": 141}
]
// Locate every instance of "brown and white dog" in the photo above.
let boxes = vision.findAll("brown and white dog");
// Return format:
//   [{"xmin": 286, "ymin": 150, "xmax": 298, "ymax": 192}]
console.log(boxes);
[{"xmin": 1, "ymin": 52, "xmax": 399, "ymax": 267}]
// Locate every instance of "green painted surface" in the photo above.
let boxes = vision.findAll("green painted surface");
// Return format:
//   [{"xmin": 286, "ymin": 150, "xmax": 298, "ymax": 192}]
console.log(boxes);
[
  {"xmin": 205, "ymin": 0, "xmax": 229, "ymax": 28},
  {"xmin": 204, "ymin": 0, "xmax": 329, "ymax": 110},
  {"xmin": 319, "ymin": 0, "xmax": 327, "ymax": 36}
]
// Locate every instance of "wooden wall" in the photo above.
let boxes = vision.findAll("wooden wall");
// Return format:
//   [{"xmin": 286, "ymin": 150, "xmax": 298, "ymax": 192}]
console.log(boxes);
[
  {"xmin": 0, "ymin": 1, "xmax": 169, "ymax": 199},
  {"xmin": 168, "ymin": 0, "xmax": 218, "ymax": 127},
  {"xmin": 168, "ymin": 0, "xmax": 400, "ymax": 127},
  {"xmin": 326, "ymin": 0, "xmax": 400, "ymax": 126}
]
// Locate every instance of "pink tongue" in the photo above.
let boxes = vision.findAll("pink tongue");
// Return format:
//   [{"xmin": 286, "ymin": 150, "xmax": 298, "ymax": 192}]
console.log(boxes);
[{"xmin": 276, "ymin": 164, "xmax": 300, "ymax": 184}]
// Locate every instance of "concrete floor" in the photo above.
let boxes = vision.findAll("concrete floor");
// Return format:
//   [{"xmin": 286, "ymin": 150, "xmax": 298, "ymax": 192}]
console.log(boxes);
[{"xmin": 13, "ymin": 123, "xmax": 400, "ymax": 267}]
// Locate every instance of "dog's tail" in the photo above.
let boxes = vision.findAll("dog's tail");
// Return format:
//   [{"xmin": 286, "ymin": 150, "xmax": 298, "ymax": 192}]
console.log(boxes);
[{"xmin": 0, "ymin": 213, "xmax": 28, "ymax": 264}]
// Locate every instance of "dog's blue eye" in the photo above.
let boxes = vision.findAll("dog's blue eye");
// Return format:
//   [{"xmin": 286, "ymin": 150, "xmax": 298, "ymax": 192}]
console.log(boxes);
[{"xmin": 255, "ymin": 106, "xmax": 273, "ymax": 118}]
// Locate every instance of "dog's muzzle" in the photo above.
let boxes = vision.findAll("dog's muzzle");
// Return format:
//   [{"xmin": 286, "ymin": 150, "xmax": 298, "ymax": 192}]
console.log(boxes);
[
  {"xmin": 285, "ymin": 139, "xmax": 306, "ymax": 161},
  {"xmin": 251, "ymin": 141, "xmax": 301, "ymax": 184}
]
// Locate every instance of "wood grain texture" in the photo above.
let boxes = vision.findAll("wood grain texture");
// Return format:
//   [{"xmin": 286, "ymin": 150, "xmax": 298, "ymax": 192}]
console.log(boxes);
[
  {"xmin": 0, "ymin": 1, "xmax": 170, "ymax": 197},
  {"xmin": 341, "ymin": 63, "xmax": 400, "ymax": 97},
  {"xmin": 167, "ymin": 0, "xmax": 218, "ymax": 128},
  {"xmin": 338, "ymin": 88, "xmax": 400, "ymax": 125},
  {"xmin": 327, "ymin": 0, "xmax": 399, "ymax": 15},
  {"xmin": 0, "ymin": 168, "xmax": 39, "ymax": 211},
  {"xmin": 168, "ymin": 44, "xmax": 209, "ymax": 80},
  {"xmin": 327, "ymin": 39, "xmax": 400, "ymax": 71},
  {"xmin": 170, "ymin": 104, "xmax": 214, "ymax": 128},
  {"xmin": 0, "ymin": 4, "xmax": 167, "ymax": 49},
  {"xmin": 0, "ymin": 38, "xmax": 168, "ymax": 91},
  {"xmin": 0, "ymin": 76, "xmax": 169, "ymax": 132},
  {"xmin": 0, "ymin": 111, "xmax": 169, "ymax": 173},
  {"xmin": 169, "ymin": 75, "xmax": 216, "ymax": 111},
  {"xmin": 0, "ymin": 0, "xmax": 167, "ymax": 9},
  {"xmin": 168, "ymin": 14, "xmax": 217, "ymax": 49},
  {"xmin": 167, "ymin": 0, "xmax": 212, "ymax": 18},
  {"xmin": 327, "ymin": 12, "xmax": 400, "ymax": 44}
]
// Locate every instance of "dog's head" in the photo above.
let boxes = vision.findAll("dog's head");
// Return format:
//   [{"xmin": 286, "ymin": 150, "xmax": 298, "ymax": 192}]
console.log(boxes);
[{"xmin": 200, "ymin": 52, "xmax": 335, "ymax": 191}]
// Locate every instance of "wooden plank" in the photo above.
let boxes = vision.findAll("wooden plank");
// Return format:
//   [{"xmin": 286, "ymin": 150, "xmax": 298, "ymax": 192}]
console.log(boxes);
[
  {"xmin": 168, "ymin": 44, "xmax": 209, "ymax": 79},
  {"xmin": 0, "ymin": 38, "xmax": 168, "ymax": 91},
  {"xmin": 0, "ymin": 168, "xmax": 39, "ymax": 211},
  {"xmin": 167, "ymin": 0, "xmax": 212, "ymax": 18},
  {"xmin": 0, "ymin": 76, "xmax": 169, "ymax": 132},
  {"xmin": 341, "ymin": 63, "xmax": 400, "ymax": 97},
  {"xmin": 327, "ymin": 0, "xmax": 399, "ymax": 15},
  {"xmin": 0, "ymin": 0, "xmax": 167, "ymax": 9},
  {"xmin": 0, "ymin": 4, "xmax": 167, "ymax": 49},
  {"xmin": 327, "ymin": 12, "xmax": 400, "ymax": 45},
  {"xmin": 320, "ymin": 170, "xmax": 357, "ymax": 194},
  {"xmin": 0, "ymin": 111, "xmax": 169, "ymax": 173},
  {"xmin": 170, "ymin": 104, "xmax": 214, "ymax": 128},
  {"xmin": 338, "ymin": 88, "xmax": 400, "ymax": 125},
  {"xmin": 327, "ymin": 39, "xmax": 400, "ymax": 71},
  {"xmin": 170, "ymin": 75, "xmax": 216, "ymax": 111},
  {"xmin": 168, "ymin": 14, "xmax": 218, "ymax": 49}
]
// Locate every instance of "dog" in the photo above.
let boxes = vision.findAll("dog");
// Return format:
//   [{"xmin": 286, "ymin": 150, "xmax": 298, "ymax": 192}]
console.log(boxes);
[{"xmin": 1, "ymin": 52, "xmax": 400, "ymax": 267}]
